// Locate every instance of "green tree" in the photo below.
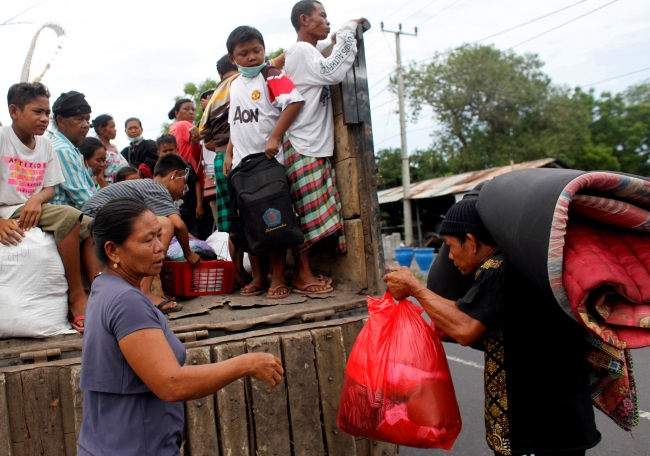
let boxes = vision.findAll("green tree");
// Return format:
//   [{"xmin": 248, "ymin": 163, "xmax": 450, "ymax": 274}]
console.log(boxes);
[{"xmin": 397, "ymin": 44, "xmax": 626, "ymax": 174}]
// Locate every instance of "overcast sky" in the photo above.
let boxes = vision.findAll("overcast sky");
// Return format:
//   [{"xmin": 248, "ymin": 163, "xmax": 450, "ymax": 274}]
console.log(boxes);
[{"xmin": 1, "ymin": 0, "xmax": 649, "ymax": 153}]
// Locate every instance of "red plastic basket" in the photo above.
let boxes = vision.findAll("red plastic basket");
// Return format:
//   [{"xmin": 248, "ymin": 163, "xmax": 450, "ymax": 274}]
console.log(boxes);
[{"xmin": 161, "ymin": 260, "xmax": 235, "ymax": 297}]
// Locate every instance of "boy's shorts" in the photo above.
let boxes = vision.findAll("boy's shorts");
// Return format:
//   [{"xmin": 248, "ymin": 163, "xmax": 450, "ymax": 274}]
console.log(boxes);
[{"xmin": 10, "ymin": 204, "xmax": 92, "ymax": 245}]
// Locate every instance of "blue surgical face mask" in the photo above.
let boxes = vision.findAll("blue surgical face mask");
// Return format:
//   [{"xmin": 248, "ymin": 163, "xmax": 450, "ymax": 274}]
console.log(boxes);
[
  {"xmin": 128, "ymin": 134, "xmax": 143, "ymax": 143},
  {"xmin": 238, "ymin": 61, "xmax": 267, "ymax": 78}
]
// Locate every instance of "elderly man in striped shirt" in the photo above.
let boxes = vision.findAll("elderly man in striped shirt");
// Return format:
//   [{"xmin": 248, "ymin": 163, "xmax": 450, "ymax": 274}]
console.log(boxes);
[{"xmin": 50, "ymin": 91, "xmax": 96, "ymax": 209}]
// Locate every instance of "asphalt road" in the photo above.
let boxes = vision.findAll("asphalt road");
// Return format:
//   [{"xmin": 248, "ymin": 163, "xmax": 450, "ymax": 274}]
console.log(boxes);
[{"xmin": 399, "ymin": 343, "xmax": 650, "ymax": 456}]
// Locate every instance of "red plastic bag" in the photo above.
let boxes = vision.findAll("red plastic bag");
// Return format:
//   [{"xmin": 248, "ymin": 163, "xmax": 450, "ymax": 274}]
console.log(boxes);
[{"xmin": 337, "ymin": 292, "xmax": 462, "ymax": 449}]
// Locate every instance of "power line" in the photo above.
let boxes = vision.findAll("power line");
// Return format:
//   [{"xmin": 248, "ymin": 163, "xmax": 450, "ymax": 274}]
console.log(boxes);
[
  {"xmin": 375, "ymin": 124, "xmax": 435, "ymax": 146},
  {"xmin": 382, "ymin": 0, "xmax": 421, "ymax": 23},
  {"xmin": 583, "ymin": 66, "xmax": 650, "ymax": 87},
  {"xmin": 370, "ymin": 84, "xmax": 390, "ymax": 100},
  {"xmin": 1, "ymin": 0, "xmax": 48, "ymax": 26},
  {"xmin": 415, "ymin": 0, "xmax": 465, "ymax": 27},
  {"xmin": 476, "ymin": 0, "xmax": 589, "ymax": 43},
  {"xmin": 400, "ymin": 0, "xmax": 442, "ymax": 24},
  {"xmin": 373, "ymin": 99, "xmax": 394, "ymax": 110},
  {"xmin": 509, "ymin": 0, "xmax": 619, "ymax": 49}
]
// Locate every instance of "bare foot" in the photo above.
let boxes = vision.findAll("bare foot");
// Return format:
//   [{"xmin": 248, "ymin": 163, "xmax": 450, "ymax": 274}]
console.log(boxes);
[
  {"xmin": 292, "ymin": 271, "xmax": 332, "ymax": 293},
  {"xmin": 267, "ymin": 277, "xmax": 290, "ymax": 298},
  {"xmin": 146, "ymin": 292, "xmax": 179, "ymax": 311},
  {"xmin": 68, "ymin": 289, "xmax": 87, "ymax": 328}
]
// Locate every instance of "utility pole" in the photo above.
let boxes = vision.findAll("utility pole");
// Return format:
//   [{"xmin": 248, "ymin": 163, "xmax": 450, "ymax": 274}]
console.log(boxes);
[{"xmin": 381, "ymin": 22, "xmax": 417, "ymax": 246}]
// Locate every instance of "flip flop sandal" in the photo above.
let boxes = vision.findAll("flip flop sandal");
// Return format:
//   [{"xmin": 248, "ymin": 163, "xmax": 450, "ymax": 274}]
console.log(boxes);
[
  {"xmin": 156, "ymin": 299, "xmax": 183, "ymax": 314},
  {"xmin": 241, "ymin": 283, "xmax": 268, "ymax": 296},
  {"xmin": 71, "ymin": 315, "xmax": 85, "ymax": 333},
  {"xmin": 267, "ymin": 285, "xmax": 291, "ymax": 299},
  {"xmin": 293, "ymin": 283, "xmax": 334, "ymax": 295}
]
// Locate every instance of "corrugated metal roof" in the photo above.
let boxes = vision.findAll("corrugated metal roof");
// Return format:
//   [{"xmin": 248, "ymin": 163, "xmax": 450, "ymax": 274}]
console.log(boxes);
[{"xmin": 378, "ymin": 158, "xmax": 560, "ymax": 204}]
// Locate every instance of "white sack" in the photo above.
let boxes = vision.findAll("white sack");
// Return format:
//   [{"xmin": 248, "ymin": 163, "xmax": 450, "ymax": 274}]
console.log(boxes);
[{"xmin": 0, "ymin": 228, "xmax": 74, "ymax": 338}]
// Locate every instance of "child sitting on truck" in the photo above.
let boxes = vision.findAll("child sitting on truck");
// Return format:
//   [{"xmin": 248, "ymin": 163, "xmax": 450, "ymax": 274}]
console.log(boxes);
[
  {"xmin": 0, "ymin": 82, "xmax": 96, "ymax": 332},
  {"xmin": 81, "ymin": 154, "xmax": 202, "ymax": 312},
  {"xmin": 223, "ymin": 25, "xmax": 304, "ymax": 299}
]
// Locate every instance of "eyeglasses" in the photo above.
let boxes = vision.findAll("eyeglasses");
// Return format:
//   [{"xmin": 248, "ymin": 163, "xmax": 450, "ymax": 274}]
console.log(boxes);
[{"xmin": 172, "ymin": 168, "xmax": 191, "ymax": 194}]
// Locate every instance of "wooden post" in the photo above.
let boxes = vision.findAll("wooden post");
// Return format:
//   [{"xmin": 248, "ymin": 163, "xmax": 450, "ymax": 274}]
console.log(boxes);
[
  {"xmin": 213, "ymin": 343, "xmax": 250, "ymax": 456},
  {"xmin": 57, "ymin": 368, "xmax": 76, "ymax": 456},
  {"xmin": 70, "ymin": 366, "xmax": 83, "ymax": 446},
  {"xmin": 246, "ymin": 336, "xmax": 291, "ymax": 456},
  {"xmin": 311, "ymin": 328, "xmax": 356, "ymax": 456},
  {"xmin": 5, "ymin": 373, "xmax": 24, "ymax": 456},
  {"xmin": 0, "ymin": 373, "xmax": 13, "ymax": 456},
  {"xmin": 21, "ymin": 367, "xmax": 66, "ymax": 456},
  {"xmin": 184, "ymin": 347, "xmax": 219, "ymax": 456},
  {"xmin": 280, "ymin": 332, "xmax": 326, "ymax": 456}
]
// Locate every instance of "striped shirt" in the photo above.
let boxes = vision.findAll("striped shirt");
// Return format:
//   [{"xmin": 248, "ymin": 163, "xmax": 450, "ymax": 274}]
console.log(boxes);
[
  {"xmin": 51, "ymin": 130, "xmax": 95, "ymax": 209},
  {"xmin": 81, "ymin": 179, "xmax": 179, "ymax": 218}
]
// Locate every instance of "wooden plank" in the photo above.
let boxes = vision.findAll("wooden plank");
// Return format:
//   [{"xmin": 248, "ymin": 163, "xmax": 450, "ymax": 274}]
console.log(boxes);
[
  {"xmin": 70, "ymin": 366, "xmax": 83, "ymax": 445},
  {"xmin": 334, "ymin": 157, "xmax": 361, "ymax": 220},
  {"xmin": 0, "ymin": 315, "xmax": 368, "ymax": 375},
  {"xmin": 0, "ymin": 374, "xmax": 13, "ymax": 456},
  {"xmin": 371, "ymin": 441, "xmax": 399, "ymax": 456},
  {"xmin": 280, "ymin": 332, "xmax": 326, "ymax": 456},
  {"xmin": 333, "ymin": 114, "xmax": 356, "ymax": 163},
  {"xmin": 57, "ymin": 368, "xmax": 76, "ymax": 456},
  {"xmin": 246, "ymin": 336, "xmax": 291, "ymax": 456},
  {"xmin": 21, "ymin": 367, "xmax": 66, "ymax": 456},
  {"xmin": 311, "ymin": 328, "xmax": 356, "ymax": 456},
  {"xmin": 5, "ymin": 373, "xmax": 24, "ymax": 456},
  {"xmin": 184, "ymin": 347, "xmax": 219, "ymax": 456},
  {"xmin": 340, "ymin": 319, "xmax": 365, "ymax": 364},
  {"xmin": 213, "ymin": 343, "xmax": 250, "ymax": 456},
  {"xmin": 355, "ymin": 438, "xmax": 371, "ymax": 456},
  {"xmin": 319, "ymin": 219, "xmax": 368, "ymax": 290}
]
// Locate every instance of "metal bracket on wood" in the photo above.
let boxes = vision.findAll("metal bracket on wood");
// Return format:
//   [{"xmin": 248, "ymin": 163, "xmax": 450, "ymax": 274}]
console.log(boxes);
[
  {"xmin": 176, "ymin": 330, "xmax": 209, "ymax": 342},
  {"xmin": 301, "ymin": 310, "xmax": 335, "ymax": 323},
  {"xmin": 19, "ymin": 348, "xmax": 61, "ymax": 364}
]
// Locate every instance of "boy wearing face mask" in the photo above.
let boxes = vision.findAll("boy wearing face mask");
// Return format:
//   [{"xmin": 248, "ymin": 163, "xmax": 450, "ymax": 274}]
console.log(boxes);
[{"xmin": 223, "ymin": 25, "xmax": 304, "ymax": 299}]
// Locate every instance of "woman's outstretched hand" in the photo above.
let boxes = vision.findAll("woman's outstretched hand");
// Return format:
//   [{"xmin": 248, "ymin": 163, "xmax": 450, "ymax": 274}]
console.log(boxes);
[{"xmin": 247, "ymin": 353, "xmax": 284, "ymax": 390}]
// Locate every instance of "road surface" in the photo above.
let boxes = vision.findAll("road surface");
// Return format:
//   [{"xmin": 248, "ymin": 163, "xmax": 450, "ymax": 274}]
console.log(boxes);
[{"xmin": 400, "ymin": 343, "xmax": 650, "ymax": 456}]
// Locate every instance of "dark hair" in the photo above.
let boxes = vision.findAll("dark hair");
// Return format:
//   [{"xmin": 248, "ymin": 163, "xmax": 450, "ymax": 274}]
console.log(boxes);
[
  {"xmin": 448, "ymin": 231, "xmax": 497, "ymax": 248},
  {"xmin": 226, "ymin": 26, "xmax": 265, "ymax": 56},
  {"xmin": 167, "ymin": 98, "xmax": 193, "ymax": 120},
  {"xmin": 92, "ymin": 198, "xmax": 153, "ymax": 262},
  {"xmin": 200, "ymin": 89, "xmax": 215, "ymax": 100},
  {"xmin": 154, "ymin": 153, "xmax": 187, "ymax": 177},
  {"xmin": 217, "ymin": 54, "xmax": 238, "ymax": 76},
  {"xmin": 124, "ymin": 117, "xmax": 142, "ymax": 128},
  {"xmin": 91, "ymin": 114, "xmax": 113, "ymax": 135},
  {"xmin": 78, "ymin": 137, "xmax": 106, "ymax": 161},
  {"xmin": 290, "ymin": 0, "xmax": 322, "ymax": 31},
  {"xmin": 156, "ymin": 134, "xmax": 177, "ymax": 149},
  {"xmin": 7, "ymin": 82, "xmax": 51, "ymax": 110},
  {"xmin": 115, "ymin": 166, "xmax": 141, "ymax": 182}
]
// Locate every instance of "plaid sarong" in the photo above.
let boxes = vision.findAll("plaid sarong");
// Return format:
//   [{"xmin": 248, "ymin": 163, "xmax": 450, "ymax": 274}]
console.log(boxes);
[
  {"xmin": 213, "ymin": 152, "xmax": 230, "ymax": 232},
  {"xmin": 284, "ymin": 140, "xmax": 346, "ymax": 252}
]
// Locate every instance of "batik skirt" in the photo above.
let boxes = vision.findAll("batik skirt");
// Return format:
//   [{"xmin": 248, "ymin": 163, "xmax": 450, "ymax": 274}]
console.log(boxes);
[{"xmin": 284, "ymin": 140, "xmax": 346, "ymax": 253}]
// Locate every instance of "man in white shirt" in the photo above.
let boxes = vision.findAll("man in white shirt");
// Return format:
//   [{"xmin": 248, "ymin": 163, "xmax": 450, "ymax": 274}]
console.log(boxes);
[{"xmin": 284, "ymin": 0, "xmax": 365, "ymax": 294}]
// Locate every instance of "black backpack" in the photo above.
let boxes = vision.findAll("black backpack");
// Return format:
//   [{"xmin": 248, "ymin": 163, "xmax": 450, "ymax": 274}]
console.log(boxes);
[{"xmin": 228, "ymin": 153, "xmax": 304, "ymax": 256}]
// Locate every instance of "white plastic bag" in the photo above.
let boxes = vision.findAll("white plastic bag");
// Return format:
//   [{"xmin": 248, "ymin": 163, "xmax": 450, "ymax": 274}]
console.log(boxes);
[
  {"xmin": 205, "ymin": 231, "xmax": 252, "ymax": 273},
  {"xmin": 0, "ymin": 228, "xmax": 74, "ymax": 337}
]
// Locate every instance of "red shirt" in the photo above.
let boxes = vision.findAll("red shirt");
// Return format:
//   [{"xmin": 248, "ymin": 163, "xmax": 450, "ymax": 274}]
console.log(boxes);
[{"xmin": 169, "ymin": 120, "xmax": 201, "ymax": 172}]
